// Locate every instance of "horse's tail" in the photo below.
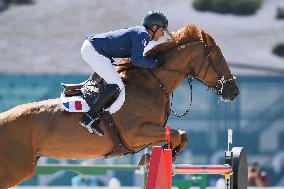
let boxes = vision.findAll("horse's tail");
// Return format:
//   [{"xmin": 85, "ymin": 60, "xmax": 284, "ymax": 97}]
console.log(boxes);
[
  {"xmin": 0, "ymin": 111, "xmax": 8, "ymax": 129},
  {"xmin": 0, "ymin": 112, "xmax": 2, "ymax": 127},
  {"xmin": 0, "ymin": 104, "xmax": 32, "ymax": 127},
  {"xmin": 0, "ymin": 109, "xmax": 12, "ymax": 128}
]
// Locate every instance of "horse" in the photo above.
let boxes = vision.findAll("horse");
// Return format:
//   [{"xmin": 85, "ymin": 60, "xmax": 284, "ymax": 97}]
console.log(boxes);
[{"xmin": 0, "ymin": 24, "xmax": 239, "ymax": 188}]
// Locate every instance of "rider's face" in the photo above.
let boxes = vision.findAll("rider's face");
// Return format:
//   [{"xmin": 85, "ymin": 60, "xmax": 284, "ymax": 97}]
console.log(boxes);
[{"xmin": 151, "ymin": 26, "xmax": 165, "ymax": 41}]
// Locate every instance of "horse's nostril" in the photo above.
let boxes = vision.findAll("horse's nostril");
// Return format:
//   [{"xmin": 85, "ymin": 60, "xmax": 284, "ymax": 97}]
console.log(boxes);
[{"xmin": 234, "ymin": 89, "xmax": 240, "ymax": 97}]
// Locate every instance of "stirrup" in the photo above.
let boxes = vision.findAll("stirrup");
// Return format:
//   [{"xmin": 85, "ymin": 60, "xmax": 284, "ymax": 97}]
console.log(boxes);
[
  {"xmin": 80, "ymin": 114, "xmax": 104, "ymax": 136},
  {"xmin": 91, "ymin": 124, "xmax": 104, "ymax": 137}
]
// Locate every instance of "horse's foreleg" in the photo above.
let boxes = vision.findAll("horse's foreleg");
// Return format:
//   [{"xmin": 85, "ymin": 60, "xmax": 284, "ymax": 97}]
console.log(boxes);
[
  {"xmin": 124, "ymin": 124, "xmax": 182, "ymax": 149},
  {"xmin": 146, "ymin": 129, "xmax": 187, "ymax": 163},
  {"xmin": 124, "ymin": 123, "xmax": 184, "ymax": 157},
  {"xmin": 127, "ymin": 124, "xmax": 180, "ymax": 166},
  {"xmin": 172, "ymin": 131, "xmax": 188, "ymax": 161}
]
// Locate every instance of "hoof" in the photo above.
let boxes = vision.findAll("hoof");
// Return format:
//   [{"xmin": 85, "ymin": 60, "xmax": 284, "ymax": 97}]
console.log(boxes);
[{"xmin": 138, "ymin": 153, "xmax": 151, "ymax": 167}]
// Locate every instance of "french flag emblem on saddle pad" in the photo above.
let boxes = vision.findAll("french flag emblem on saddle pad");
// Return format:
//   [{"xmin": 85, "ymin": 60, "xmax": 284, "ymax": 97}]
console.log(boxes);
[{"xmin": 60, "ymin": 94, "xmax": 90, "ymax": 112}]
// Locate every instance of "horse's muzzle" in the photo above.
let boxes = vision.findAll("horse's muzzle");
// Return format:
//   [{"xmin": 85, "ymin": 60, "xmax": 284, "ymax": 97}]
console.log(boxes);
[{"xmin": 221, "ymin": 82, "xmax": 240, "ymax": 101}]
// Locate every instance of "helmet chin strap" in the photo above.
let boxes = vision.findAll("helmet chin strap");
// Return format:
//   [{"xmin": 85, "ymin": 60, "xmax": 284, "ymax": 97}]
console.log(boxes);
[
  {"xmin": 165, "ymin": 29, "xmax": 173, "ymax": 40},
  {"xmin": 149, "ymin": 26, "xmax": 159, "ymax": 41},
  {"xmin": 149, "ymin": 27, "xmax": 173, "ymax": 41}
]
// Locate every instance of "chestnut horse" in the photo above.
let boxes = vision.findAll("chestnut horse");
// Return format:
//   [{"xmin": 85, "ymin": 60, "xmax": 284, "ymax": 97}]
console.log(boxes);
[{"xmin": 0, "ymin": 24, "xmax": 239, "ymax": 188}]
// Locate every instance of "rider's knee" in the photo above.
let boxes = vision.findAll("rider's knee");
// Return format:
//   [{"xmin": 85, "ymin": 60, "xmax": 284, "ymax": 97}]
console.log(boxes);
[{"xmin": 108, "ymin": 87, "xmax": 125, "ymax": 114}]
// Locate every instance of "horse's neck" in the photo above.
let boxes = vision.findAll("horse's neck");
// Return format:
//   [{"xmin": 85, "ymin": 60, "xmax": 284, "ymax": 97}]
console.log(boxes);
[{"xmin": 123, "ymin": 42, "xmax": 204, "ymax": 99}]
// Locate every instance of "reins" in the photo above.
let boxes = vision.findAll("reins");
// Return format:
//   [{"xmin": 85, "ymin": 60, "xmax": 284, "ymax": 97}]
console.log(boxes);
[
  {"xmin": 112, "ymin": 38, "xmax": 236, "ymax": 125},
  {"xmin": 148, "ymin": 69, "xmax": 193, "ymax": 119},
  {"xmin": 144, "ymin": 40, "xmax": 236, "ymax": 119}
]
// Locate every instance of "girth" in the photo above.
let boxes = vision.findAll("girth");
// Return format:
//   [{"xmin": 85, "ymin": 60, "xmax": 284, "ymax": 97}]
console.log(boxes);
[{"xmin": 102, "ymin": 112, "xmax": 133, "ymax": 158}]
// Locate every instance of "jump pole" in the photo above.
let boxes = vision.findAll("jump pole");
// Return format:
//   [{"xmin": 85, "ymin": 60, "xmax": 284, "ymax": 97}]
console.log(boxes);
[
  {"xmin": 174, "ymin": 164, "xmax": 231, "ymax": 175},
  {"xmin": 145, "ymin": 127, "xmax": 233, "ymax": 189},
  {"xmin": 145, "ymin": 126, "xmax": 172, "ymax": 189}
]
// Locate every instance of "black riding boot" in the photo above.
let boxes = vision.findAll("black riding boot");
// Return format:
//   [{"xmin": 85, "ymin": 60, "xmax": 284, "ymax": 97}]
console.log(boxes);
[{"xmin": 80, "ymin": 84, "xmax": 120, "ymax": 136}]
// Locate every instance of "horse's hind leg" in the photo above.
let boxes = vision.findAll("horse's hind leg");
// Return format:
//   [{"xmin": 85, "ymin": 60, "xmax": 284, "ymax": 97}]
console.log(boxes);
[
  {"xmin": 0, "ymin": 167, "xmax": 26, "ymax": 189},
  {"xmin": 0, "ymin": 152, "xmax": 37, "ymax": 189},
  {"xmin": 0, "ymin": 172, "xmax": 20, "ymax": 189},
  {"xmin": 0, "ymin": 175, "xmax": 8, "ymax": 189}
]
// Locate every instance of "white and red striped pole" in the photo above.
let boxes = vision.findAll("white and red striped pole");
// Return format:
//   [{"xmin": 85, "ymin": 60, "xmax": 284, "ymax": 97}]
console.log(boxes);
[{"xmin": 174, "ymin": 164, "xmax": 232, "ymax": 175}]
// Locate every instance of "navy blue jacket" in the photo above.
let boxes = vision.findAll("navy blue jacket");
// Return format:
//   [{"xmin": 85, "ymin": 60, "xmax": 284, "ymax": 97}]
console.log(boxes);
[{"xmin": 88, "ymin": 26, "xmax": 158, "ymax": 68}]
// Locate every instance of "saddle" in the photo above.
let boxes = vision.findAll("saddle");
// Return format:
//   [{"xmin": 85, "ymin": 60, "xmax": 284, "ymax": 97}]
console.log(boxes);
[
  {"xmin": 61, "ymin": 73, "xmax": 102, "ymax": 97},
  {"xmin": 60, "ymin": 73, "xmax": 132, "ymax": 157}
]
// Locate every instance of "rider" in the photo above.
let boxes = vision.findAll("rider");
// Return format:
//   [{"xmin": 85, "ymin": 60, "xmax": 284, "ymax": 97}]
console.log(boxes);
[{"xmin": 80, "ymin": 11, "xmax": 170, "ymax": 136}]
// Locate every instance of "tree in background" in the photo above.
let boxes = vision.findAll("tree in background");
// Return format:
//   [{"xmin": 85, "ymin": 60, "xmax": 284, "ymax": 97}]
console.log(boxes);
[
  {"xmin": 192, "ymin": 0, "xmax": 262, "ymax": 16},
  {"xmin": 0, "ymin": 0, "xmax": 33, "ymax": 12},
  {"xmin": 273, "ymin": 43, "xmax": 284, "ymax": 58},
  {"xmin": 276, "ymin": 7, "xmax": 284, "ymax": 19}
]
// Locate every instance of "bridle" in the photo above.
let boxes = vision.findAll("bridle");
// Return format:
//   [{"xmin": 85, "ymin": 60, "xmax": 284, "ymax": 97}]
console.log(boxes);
[
  {"xmin": 148, "ymin": 40, "xmax": 236, "ymax": 121},
  {"xmin": 193, "ymin": 42, "xmax": 236, "ymax": 93}
]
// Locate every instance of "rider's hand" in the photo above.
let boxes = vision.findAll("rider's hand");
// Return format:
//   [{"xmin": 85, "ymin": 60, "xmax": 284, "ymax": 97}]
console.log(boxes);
[{"xmin": 154, "ymin": 53, "xmax": 165, "ymax": 67}]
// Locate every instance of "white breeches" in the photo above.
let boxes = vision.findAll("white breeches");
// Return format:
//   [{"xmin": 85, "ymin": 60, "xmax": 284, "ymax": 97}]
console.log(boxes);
[{"xmin": 81, "ymin": 40, "xmax": 125, "ymax": 114}]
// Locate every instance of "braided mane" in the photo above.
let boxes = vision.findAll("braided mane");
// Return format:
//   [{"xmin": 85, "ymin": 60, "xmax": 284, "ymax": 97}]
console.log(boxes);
[{"xmin": 116, "ymin": 24, "xmax": 203, "ymax": 75}]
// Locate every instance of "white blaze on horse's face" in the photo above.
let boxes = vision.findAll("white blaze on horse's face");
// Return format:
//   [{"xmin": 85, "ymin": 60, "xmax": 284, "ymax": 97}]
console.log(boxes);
[{"xmin": 212, "ymin": 58, "xmax": 239, "ymax": 101}]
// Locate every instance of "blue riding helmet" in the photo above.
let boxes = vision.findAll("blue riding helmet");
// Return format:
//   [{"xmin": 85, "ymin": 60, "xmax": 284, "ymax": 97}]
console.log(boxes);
[
  {"xmin": 143, "ymin": 11, "xmax": 168, "ymax": 29},
  {"xmin": 143, "ymin": 11, "xmax": 172, "ymax": 39}
]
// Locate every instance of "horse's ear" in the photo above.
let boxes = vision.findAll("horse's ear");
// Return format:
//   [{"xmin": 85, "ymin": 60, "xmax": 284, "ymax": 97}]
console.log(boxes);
[{"xmin": 201, "ymin": 30, "xmax": 216, "ymax": 48}]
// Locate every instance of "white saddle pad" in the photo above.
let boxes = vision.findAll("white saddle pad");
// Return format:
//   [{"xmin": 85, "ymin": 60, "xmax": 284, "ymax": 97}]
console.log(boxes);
[{"xmin": 60, "ymin": 93, "xmax": 90, "ymax": 112}]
